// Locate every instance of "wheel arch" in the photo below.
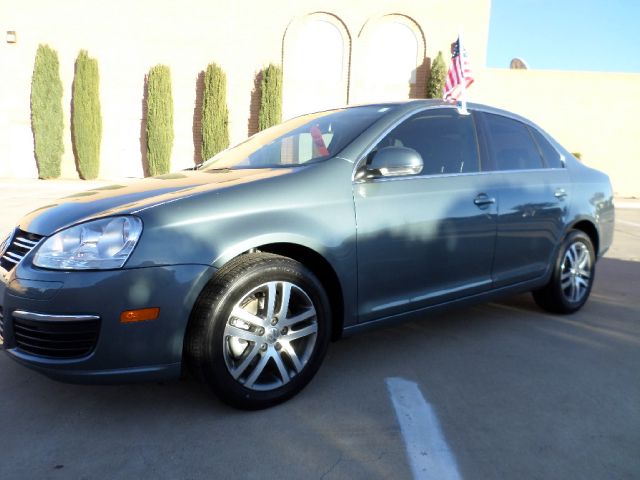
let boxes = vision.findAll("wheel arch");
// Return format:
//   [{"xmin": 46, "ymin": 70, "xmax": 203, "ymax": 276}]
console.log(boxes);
[
  {"xmin": 197, "ymin": 239, "xmax": 346, "ymax": 342},
  {"xmin": 257, "ymin": 242, "xmax": 345, "ymax": 341},
  {"xmin": 569, "ymin": 219, "xmax": 600, "ymax": 257}
]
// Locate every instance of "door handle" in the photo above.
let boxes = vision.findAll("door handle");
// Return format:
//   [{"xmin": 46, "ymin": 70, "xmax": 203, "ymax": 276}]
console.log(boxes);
[
  {"xmin": 474, "ymin": 194, "xmax": 496, "ymax": 208},
  {"xmin": 554, "ymin": 188, "xmax": 568, "ymax": 200}
]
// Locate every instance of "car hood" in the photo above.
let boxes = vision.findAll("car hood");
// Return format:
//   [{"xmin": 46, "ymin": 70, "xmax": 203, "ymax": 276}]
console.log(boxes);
[{"xmin": 19, "ymin": 169, "xmax": 293, "ymax": 236}]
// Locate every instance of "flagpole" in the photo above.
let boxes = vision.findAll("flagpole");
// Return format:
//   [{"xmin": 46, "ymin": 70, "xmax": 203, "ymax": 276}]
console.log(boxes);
[{"xmin": 458, "ymin": 28, "xmax": 469, "ymax": 115}]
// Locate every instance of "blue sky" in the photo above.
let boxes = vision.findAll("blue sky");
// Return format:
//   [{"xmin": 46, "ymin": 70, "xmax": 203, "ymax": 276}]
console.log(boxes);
[{"xmin": 487, "ymin": 0, "xmax": 640, "ymax": 72}]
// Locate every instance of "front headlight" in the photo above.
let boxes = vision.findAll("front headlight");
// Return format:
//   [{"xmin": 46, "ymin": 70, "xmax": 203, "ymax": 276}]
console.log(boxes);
[{"xmin": 33, "ymin": 216, "xmax": 143, "ymax": 270}]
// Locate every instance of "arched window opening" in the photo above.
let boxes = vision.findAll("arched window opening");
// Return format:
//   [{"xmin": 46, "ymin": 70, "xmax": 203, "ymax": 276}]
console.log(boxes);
[{"xmin": 283, "ymin": 15, "xmax": 350, "ymax": 119}]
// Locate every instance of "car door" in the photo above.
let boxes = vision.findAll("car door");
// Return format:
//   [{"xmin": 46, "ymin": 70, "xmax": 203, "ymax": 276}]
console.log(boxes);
[
  {"xmin": 353, "ymin": 108, "xmax": 498, "ymax": 323},
  {"xmin": 476, "ymin": 111, "xmax": 570, "ymax": 287}
]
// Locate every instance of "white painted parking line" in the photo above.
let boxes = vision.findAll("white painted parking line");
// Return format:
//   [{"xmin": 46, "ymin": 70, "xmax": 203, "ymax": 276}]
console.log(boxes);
[
  {"xmin": 617, "ymin": 219, "xmax": 640, "ymax": 228},
  {"xmin": 386, "ymin": 377, "xmax": 462, "ymax": 480}
]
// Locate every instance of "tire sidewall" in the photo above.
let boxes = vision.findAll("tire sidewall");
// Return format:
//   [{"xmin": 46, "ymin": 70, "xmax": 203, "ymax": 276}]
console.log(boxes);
[{"xmin": 200, "ymin": 257, "xmax": 331, "ymax": 409}]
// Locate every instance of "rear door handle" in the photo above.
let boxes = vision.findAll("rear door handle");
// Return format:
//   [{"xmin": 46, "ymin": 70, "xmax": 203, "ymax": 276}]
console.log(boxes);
[
  {"xmin": 554, "ymin": 188, "xmax": 568, "ymax": 200},
  {"xmin": 474, "ymin": 194, "xmax": 496, "ymax": 208}
]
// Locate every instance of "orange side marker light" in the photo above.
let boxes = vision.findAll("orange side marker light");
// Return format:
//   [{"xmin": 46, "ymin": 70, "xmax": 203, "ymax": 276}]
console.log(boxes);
[{"xmin": 120, "ymin": 307, "xmax": 160, "ymax": 323}]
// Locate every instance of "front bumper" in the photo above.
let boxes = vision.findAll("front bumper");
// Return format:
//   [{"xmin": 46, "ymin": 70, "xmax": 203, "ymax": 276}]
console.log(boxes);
[{"xmin": 0, "ymin": 261, "xmax": 216, "ymax": 383}]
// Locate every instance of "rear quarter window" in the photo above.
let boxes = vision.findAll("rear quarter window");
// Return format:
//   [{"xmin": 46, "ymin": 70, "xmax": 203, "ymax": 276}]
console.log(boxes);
[{"xmin": 530, "ymin": 127, "xmax": 564, "ymax": 168}]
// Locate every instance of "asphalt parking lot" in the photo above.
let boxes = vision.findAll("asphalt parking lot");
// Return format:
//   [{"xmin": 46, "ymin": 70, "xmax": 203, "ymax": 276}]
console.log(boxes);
[{"xmin": 0, "ymin": 180, "xmax": 638, "ymax": 480}]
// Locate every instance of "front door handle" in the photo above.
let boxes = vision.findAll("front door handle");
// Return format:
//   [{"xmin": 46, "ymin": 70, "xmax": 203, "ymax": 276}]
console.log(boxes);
[
  {"xmin": 474, "ymin": 194, "xmax": 496, "ymax": 209},
  {"xmin": 554, "ymin": 188, "xmax": 568, "ymax": 200}
]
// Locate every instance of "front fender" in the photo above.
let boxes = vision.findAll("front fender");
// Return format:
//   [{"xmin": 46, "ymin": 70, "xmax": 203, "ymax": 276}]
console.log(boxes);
[{"xmin": 123, "ymin": 159, "xmax": 358, "ymax": 324}]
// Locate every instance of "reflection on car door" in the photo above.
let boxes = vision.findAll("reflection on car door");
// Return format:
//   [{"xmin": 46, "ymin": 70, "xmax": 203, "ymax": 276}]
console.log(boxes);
[
  {"xmin": 353, "ymin": 108, "xmax": 498, "ymax": 323},
  {"xmin": 477, "ymin": 112, "xmax": 570, "ymax": 287}
]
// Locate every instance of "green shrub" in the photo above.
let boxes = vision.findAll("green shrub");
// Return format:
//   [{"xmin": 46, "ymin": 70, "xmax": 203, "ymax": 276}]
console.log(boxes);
[
  {"xmin": 426, "ymin": 51, "xmax": 447, "ymax": 99},
  {"xmin": 72, "ymin": 50, "xmax": 102, "ymax": 179},
  {"xmin": 146, "ymin": 65, "xmax": 174, "ymax": 176},
  {"xmin": 201, "ymin": 63, "xmax": 229, "ymax": 160},
  {"xmin": 258, "ymin": 64, "xmax": 282, "ymax": 131},
  {"xmin": 31, "ymin": 44, "xmax": 64, "ymax": 179}
]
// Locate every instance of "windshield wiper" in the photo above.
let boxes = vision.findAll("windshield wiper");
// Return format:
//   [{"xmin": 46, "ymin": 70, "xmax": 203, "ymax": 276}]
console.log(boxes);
[{"xmin": 182, "ymin": 163, "xmax": 203, "ymax": 171}]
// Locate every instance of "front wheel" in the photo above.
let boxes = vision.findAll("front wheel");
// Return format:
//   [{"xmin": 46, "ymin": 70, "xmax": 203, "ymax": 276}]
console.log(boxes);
[
  {"xmin": 186, "ymin": 253, "xmax": 331, "ymax": 409},
  {"xmin": 532, "ymin": 230, "xmax": 596, "ymax": 314}
]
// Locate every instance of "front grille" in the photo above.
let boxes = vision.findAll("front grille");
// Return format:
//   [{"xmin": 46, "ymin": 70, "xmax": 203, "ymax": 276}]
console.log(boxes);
[
  {"xmin": 0, "ymin": 229, "xmax": 43, "ymax": 272},
  {"xmin": 13, "ymin": 316, "xmax": 99, "ymax": 359}
]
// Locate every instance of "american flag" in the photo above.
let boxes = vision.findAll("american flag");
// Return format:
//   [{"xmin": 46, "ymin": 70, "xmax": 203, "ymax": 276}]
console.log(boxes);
[{"xmin": 443, "ymin": 36, "xmax": 474, "ymax": 101}]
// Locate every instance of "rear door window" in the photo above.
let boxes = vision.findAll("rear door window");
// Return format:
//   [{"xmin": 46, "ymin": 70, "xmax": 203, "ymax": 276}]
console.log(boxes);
[{"xmin": 482, "ymin": 113, "xmax": 544, "ymax": 171}]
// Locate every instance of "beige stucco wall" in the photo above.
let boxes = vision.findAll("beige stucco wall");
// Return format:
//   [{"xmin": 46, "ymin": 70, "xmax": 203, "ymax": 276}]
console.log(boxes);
[
  {"xmin": 2, "ymin": 1, "xmax": 636, "ymax": 197},
  {"xmin": 0, "ymin": 0, "xmax": 491, "ymax": 180},
  {"xmin": 473, "ymin": 68, "xmax": 640, "ymax": 197}
]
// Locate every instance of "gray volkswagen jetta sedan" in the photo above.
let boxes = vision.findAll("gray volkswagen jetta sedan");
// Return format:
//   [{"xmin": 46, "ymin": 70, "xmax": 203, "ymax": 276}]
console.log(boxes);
[{"xmin": 0, "ymin": 100, "xmax": 614, "ymax": 409}]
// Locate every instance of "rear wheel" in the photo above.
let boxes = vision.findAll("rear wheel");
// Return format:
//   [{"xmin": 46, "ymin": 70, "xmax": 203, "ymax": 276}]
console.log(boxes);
[
  {"xmin": 187, "ymin": 252, "xmax": 331, "ymax": 409},
  {"xmin": 532, "ymin": 230, "xmax": 595, "ymax": 314}
]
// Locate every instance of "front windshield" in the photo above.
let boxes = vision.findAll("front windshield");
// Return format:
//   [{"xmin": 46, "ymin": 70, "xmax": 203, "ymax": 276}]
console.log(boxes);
[{"xmin": 201, "ymin": 105, "xmax": 396, "ymax": 170}]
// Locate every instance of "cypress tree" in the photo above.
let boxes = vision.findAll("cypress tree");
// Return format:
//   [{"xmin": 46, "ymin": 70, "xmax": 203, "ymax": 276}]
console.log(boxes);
[
  {"xmin": 72, "ymin": 50, "xmax": 102, "ymax": 179},
  {"xmin": 426, "ymin": 51, "xmax": 447, "ymax": 99},
  {"xmin": 258, "ymin": 64, "xmax": 282, "ymax": 131},
  {"xmin": 31, "ymin": 44, "xmax": 64, "ymax": 179},
  {"xmin": 146, "ymin": 65, "xmax": 174, "ymax": 176},
  {"xmin": 201, "ymin": 63, "xmax": 229, "ymax": 160}
]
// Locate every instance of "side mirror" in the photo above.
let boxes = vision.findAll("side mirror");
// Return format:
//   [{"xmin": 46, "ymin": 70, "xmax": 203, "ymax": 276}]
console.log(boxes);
[{"xmin": 365, "ymin": 146, "xmax": 424, "ymax": 178}]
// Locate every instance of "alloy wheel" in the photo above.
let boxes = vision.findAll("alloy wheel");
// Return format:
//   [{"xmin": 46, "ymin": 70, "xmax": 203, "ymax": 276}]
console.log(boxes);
[
  {"xmin": 560, "ymin": 241, "xmax": 592, "ymax": 303},
  {"xmin": 223, "ymin": 281, "xmax": 318, "ymax": 391}
]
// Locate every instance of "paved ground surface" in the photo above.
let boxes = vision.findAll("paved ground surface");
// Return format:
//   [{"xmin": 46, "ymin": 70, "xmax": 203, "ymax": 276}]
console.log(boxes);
[{"xmin": 0, "ymin": 179, "xmax": 638, "ymax": 480}]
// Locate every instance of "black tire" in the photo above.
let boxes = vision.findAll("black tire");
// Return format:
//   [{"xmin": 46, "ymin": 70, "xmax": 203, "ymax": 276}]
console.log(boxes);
[
  {"xmin": 532, "ymin": 230, "xmax": 596, "ymax": 314},
  {"xmin": 186, "ymin": 252, "xmax": 331, "ymax": 409}
]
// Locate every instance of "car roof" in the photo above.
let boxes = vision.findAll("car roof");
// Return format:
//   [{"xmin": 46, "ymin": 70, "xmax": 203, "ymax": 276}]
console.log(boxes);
[
  {"xmin": 346, "ymin": 99, "xmax": 533, "ymax": 122},
  {"xmin": 335, "ymin": 99, "xmax": 548, "ymax": 163}
]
